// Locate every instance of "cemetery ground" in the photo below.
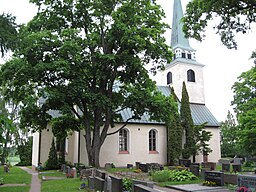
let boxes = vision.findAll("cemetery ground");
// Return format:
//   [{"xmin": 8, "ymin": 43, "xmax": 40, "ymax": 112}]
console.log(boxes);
[{"xmin": 1, "ymin": 160, "xmax": 256, "ymax": 192}]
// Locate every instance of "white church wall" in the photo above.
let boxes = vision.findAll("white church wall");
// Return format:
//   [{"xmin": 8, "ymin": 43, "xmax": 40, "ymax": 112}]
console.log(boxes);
[
  {"xmin": 40, "ymin": 125, "xmax": 54, "ymax": 166},
  {"xmin": 99, "ymin": 124, "xmax": 167, "ymax": 167},
  {"xmin": 163, "ymin": 62, "xmax": 205, "ymax": 104},
  {"xmin": 32, "ymin": 132, "xmax": 39, "ymax": 170},
  {"xmin": 65, "ymin": 132, "xmax": 79, "ymax": 164},
  {"xmin": 195, "ymin": 127, "xmax": 221, "ymax": 163}
]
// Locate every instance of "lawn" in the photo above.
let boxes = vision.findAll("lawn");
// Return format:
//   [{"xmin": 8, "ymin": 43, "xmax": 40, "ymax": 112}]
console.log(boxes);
[
  {"xmin": 0, "ymin": 166, "xmax": 31, "ymax": 192},
  {"xmin": 0, "ymin": 166, "xmax": 31, "ymax": 184},
  {"xmin": 41, "ymin": 178, "xmax": 89, "ymax": 192}
]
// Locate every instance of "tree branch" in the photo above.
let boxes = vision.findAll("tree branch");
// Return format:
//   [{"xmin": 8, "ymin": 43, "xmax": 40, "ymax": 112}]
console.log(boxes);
[{"xmin": 106, "ymin": 117, "xmax": 133, "ymax": 136}]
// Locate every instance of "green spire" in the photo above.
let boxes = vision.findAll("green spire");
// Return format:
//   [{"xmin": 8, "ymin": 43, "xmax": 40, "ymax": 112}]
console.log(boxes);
[{"xmin": 171, "ymin": 0, "xmax": 194, "ymax": 51}]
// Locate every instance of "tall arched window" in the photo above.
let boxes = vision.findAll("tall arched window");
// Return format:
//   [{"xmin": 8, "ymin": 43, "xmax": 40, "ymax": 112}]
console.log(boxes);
[
  {"xmin": 149, "ymin": 129, "xmax": 157, "ymax": 151},
  {"xmin": 187, "ymin": 69, "xmax": 195, "ymax": 82},
  {"xmin": 119, "ymin": 129, "xmax": 129, "ymax": 152},
  {"xmin": 167, "ymin": 72, "xmax": 172, "ymax": 84}
]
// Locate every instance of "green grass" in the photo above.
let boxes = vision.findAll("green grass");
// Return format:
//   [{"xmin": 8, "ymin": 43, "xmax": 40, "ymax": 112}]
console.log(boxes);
[
  {"xmin": 41, "ymin": 178, "xmax": 89, "ymax": 192},
  {"xmin": 0, "ymin": 166, "xmax": 31, "ymax": 184},
  {"xmin": 0, "ymin": 186, "xmax": 30, "ymax": 192},
  {"xmin": 105, "ymin": 167, "xmax": 136, "ymax": 173},
  {"xmin": 39, "ymin": 170, "xmax": 66, "ymax": 178}
]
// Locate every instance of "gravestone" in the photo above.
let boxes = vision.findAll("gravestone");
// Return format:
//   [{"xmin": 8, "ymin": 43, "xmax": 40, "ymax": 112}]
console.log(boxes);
[
  {"xmin": 127, "ymin": 164, "xmax": 133, "ymax": 169},
  {"xmin": 104, "ymin": 176, "xmax": 112, "ymax": 192},
  {"xmin": 233, "ymin": 158, "xmax": 243, "ymax": 164},
  {"xmin": 80, "ymin": 168, "xmax": 93, "ymax": 181},
  {"xmin": 3, "ymin": 164, "xmax": 9, "ymax": 173},
  {"xmin": 189, "ymin": 164, "xmax": 200, "ymax": 177},
  {"xmin": 204, "ymin": 171, "xmax": 224, "ymax": 186},
  {"xmin": 94, "ymin": 176, "xmax": 105, "ymax": 191},
  {"xmin": 134, "ymin": 184, "xmax": 158, "ymax": 192},
  {"xmin": 139, "ymin": 163, "xmax": 148, "ymax": 173},
  {"xmin": 202, "ymin": 162, "xmax": 216, "ymax": 170},
  {"xmin": 110, "ymin": 176, "xmax": 123, "ymax": 192},
  {"xmin": 201, "ymin": 168, "xmax": 211, "ymax": 179},
  {"xmin": 95, "ymin": 169, "xmax": 106, "ymax": 179},
  {"xmin": 71, "ymin": 167, "xmax": 77, "ymax": 178},
  {"xmin": 238, "ymin": 174, "xmax": 256, "ymax": 190},
  {"xmin": 66, "ymin": 166, "xmax": 73, "ymax": 178},
  {"xmin": 147, "ymin": 163, "xmax": 163, "ymax": 172},
  {"xmin": 222, "ymin": 163, "xmax": 230, "ymax": 172},
  {"xmin": 132, "ymin": 180, "xmax": 154, "ymax": 192},
  {"xmin": 88, "ymin": 176, "xmax": 95, "ymax": 190},
  {"xmin": 179, "ymin": 159, "xmax": 191, "ymax": 167},
  {"xmin": 232, "ymin": 164, "xmax": 242, "ymax": 173},
  {"xmin": 136, "ymin": 162, "xmax": 141, "ymax": 169},
  {"xmin": 61, "ymin": 164, "xmax": 66, "ymax": 173},
  {"xmin": 224, "ymin": 173, "xmax": 237, "ymax": 185},
  {"xmin": 105, "ymin": 163, "xmax": 114, "ymax": 169}
]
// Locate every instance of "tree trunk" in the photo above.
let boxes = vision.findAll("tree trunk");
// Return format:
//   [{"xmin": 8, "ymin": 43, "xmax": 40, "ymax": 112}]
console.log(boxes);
[{"xmin": 1, "ymin": 130, "xmax": 10, "ymax": 165}]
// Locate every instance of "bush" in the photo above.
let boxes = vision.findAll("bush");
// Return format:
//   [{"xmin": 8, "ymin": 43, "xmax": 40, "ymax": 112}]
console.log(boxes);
[
  {"xmin": 16, "ymin": 137, "xmax": 32, "ymax": 166},
  {"xmin": 169, "ymin": 169, "xmax": 197, "ymax": 182},
  {"xmin": 151, "ymin": 169, "xmax": 197, "ymax": 183},
  {"xmin": 45, "ymin": 138, "xmax": 59, "ymax": 170},
  {"xmin": 151, "ymin": 170, "xmax": 171, "ymax": 182},
  {"xmin": 123, "ymin": 177, "xmax": 132, "ymax": 191}
]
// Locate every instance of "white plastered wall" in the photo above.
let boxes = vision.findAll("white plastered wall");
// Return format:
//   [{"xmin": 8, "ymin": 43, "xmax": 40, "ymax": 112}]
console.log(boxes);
[
  {"xmin": 162, "ymin": 62, "xmax": 205, "ymax": 104},
  {"xmin": 195, "ymin": 127, "xmax": 221, "ymax": 163},
  {"xmin": 32, "ymin": 132, "xmax": 39, "ymax": 170}
]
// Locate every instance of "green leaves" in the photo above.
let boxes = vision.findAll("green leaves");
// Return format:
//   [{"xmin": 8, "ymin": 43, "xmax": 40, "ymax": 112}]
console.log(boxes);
[
  {"xmin": 232, "ymin": 67, "xmax": 256, "ymax": 155},
  {"xmin": 183, "ymin": 0, "xmax": 256, "ymax": 49}
]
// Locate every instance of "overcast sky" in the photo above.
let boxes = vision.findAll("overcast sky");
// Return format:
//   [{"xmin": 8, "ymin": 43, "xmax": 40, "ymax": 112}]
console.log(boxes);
[{"xmin": 1, "ymin": 0, "xmax": 255, "ymax": 122}]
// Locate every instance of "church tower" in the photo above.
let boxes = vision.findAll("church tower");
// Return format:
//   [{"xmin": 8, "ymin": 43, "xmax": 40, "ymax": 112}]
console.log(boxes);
[{"xmin": 162, "ymin": 0, "xmax": 205, "ymax": 104}]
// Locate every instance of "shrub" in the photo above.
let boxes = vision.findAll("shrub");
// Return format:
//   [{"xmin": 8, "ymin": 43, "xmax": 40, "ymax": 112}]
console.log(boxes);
[
  {"xmin": 123, "ymin": 177, "xmax": 132, "ymax": 191},
  {"xmin": 45, "ymin": 138, "xmax": 59, "ymax": 170},
  {"xmin": 169, "ymin": 169, "xmax": 197, "ymax": 182},
  {"xmin": 152, "ymin": 169, "xmax": 171, "ymax": 182}
]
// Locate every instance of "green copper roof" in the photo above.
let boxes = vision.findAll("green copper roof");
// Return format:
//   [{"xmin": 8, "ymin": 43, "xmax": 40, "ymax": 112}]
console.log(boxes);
[{"xmin": 171, "ymin": 0, "xmax": 194, "ymax": 51}]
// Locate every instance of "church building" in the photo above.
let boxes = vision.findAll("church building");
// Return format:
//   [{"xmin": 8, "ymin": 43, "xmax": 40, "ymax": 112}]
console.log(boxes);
[{"xmin": 32, "ymin": 0, "xmax": 221, "ymax": 169}]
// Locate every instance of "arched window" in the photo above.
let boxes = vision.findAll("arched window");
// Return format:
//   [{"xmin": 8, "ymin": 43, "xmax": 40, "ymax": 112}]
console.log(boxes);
[
  {"xmin": 149, "ymin": 129, "xmax": 157, "ymax": 151},
  {"xmin": 119, "ymin": 129, "xmax": 129, "ymax": 152},
  {"xmin": 167, "ymin": 72, "xmax": 172, "ymax": 84},
  {"xmin": 187, "ymin": 69, "xmax": 195, "ymax": 82}
]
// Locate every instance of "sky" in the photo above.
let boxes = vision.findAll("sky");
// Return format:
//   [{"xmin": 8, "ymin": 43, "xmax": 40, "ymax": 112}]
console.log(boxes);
[{"xmin": 0, "ymin": 0, "xmax": 255, "ymax": 122}]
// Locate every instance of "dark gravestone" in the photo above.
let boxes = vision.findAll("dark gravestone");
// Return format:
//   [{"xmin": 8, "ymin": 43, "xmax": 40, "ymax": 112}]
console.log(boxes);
[
  {"xmin": 94, "ymin": 176, "xmax": 105, "ymax": 191},
  {"xmin": 127, "ymin": 164, "xmax": 133, "ymax": 169},
  {"xmin": 3, "ymin": 164, "xmax": 9, "ymax": 173},
  {"xmin": 201, "ymin": 168, "xmax": 211, "ymax": 179},
  {"xmin": 238, "ymin": 174, "xmax": 256, "ymax": 190},
  {"xmin": 134, "ymin": 184, "xmax": 158, "ymax": 192},
  {"xmin": 139, "ymin": 163, "xmax": 148, "ymax": 173},
  {"xmin": 179, "ymin": 159, "xmax": 191, "ymax": 167},
  {"xmin": 147, "ymin": 163, "xmax": 163, "ymax": 172},
  {"xmin": 224, "ymin": 173, "xmax": 238, "ymax": 185},
  {"xmin": 232, "ymin": 164, "xmax": 242, "ymax": 172},
  {"xmin": 222, "ymin": 163, "xmax": 230, "ymax": 172},
  {"xmin": 132, "ymin": 180, "xmax": 154, "ymax": 192},
  {"xmin": 88, "ymin": 176, "xmax": 95, "ymax": 190},
  {"xmin": 202, "ymin": 162, "xmax": 216, "ymax": 170},
  {"xmin": 110, "ymin": 176, "xmax": 123, "ymax": 192},
  {"xmin": 136, "ymin": 162, "xmax": 141, "ymax": 169},
  {"xmin": 189, "ymin": 164, "xmax": 200, "ymax": 177},
  {"xmin": 233, "ymin": 158, "xmax": 243, "ymax": 164},
  {"xmin": 95, "ymin": 169, "xmax": 106, "ymax": 179},
  {"xmin": 205, "ymin": 171, "xmax": 224, "ymax": 186},
  {"xmin": 61, "ymin": 164, "xmax": 66, "ymax": 172}
]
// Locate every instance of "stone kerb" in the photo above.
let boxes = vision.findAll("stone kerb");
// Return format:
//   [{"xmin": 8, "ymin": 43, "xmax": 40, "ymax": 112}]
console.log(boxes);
[
  {"xmin": 224, "ymin": 173, "xmax": 237, "ymax": 185},
  {"xmin": 132, "ymin": 180, "xmax": 154, "ymax": 192},
  {"xmin": 134, "ymin": 184, "xmax": 158, "ymax": 192},
  {"xmin": 110, "ymin": 175, "xmax": 123, "ymax": 192}
]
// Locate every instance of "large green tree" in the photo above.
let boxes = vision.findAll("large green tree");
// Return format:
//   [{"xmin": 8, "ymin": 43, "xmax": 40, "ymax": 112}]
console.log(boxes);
[
  {"xmin": 182, "ymin": 0, "xmax": 256, "ymax": 51},
  {"xmin": 180, "ymin": 81, "xmax": 196, "ymax": 160},
  {"xmin": 0, "ymin": 13, "xmax": 18, "ymax": 57},
  {"xmin": 0, "ymin": 0, "xmax": 172, "ymax": 167},
  {"xmin": 232, "ymin": 67, "xmax": 256, "ymax": 155}
]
